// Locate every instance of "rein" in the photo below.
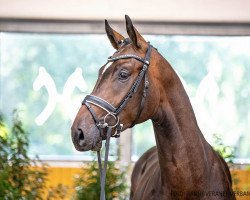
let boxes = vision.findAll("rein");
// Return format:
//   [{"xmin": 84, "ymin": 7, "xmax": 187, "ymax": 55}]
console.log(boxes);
[{"xmin": 82, "ymin": 42, "xmax": 153, "ymax": 200}]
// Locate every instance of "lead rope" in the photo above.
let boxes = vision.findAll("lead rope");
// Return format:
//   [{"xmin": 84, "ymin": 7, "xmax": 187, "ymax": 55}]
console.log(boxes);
[
  {"xmin": 84, "ymin": 102, "xmax": 119, "ymax": 200},
  {"xmin": 97, "ymin": 127, "xmax": 112, "ymax": 200}
]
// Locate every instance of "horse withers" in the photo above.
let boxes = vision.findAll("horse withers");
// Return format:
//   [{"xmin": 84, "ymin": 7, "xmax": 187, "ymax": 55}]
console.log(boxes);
[{"xmin": 71, "ymin": 15, "xmax": 235, "ymax": 200}]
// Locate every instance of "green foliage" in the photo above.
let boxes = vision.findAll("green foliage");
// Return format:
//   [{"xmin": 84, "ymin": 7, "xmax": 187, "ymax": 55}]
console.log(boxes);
[
  {"xmin": 0, "ymin": 111, "xmax": 48, "ymax": 199},
  {"xmin": 46, "ymin": 184, "xmax": 69, "ymax": 200},
  {"xmin": 212, "ymin": 133, "xmax": 235, "ymax": 163},
  {"xmin": 73, "ymin": 155, "xmax": 128, "ymax": 200},
  {"xmin": 0, "ymin": 111, "xmax": 69, "ymax": 199},
  {"xmin": 212, "ymin": 134, "xmax": 241, "ymax": 189}
]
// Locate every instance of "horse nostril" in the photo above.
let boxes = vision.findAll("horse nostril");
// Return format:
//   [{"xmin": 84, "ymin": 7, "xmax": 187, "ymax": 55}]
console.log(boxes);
[
  {"xmin": 77, "ymin": 128, "xmax": 85, "ymax": 145},
  {"xmin": 78, "ymin": 128, "xmax": 84, "ymax": 139}
]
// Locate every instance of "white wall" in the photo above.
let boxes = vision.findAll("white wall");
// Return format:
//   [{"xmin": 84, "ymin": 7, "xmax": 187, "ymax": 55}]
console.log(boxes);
[{"xmin": 0, "ymin": 0, "xmax": 250, "ymax": 22}]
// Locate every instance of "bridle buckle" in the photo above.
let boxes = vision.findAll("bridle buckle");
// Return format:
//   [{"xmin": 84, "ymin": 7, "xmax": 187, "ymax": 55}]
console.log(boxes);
[
  {"xmin": 113, "ymin": 123, "xmax": 123, "ymax": 138},
  {"xmin": 96, "ymin": 122, "xmax": 108, "ymax": 128}
]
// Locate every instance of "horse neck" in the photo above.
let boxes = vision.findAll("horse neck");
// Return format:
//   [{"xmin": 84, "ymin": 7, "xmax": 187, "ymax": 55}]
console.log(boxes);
[{"xmin": 151, "ymin": 52, "xmax": 210, "ymax": 187}]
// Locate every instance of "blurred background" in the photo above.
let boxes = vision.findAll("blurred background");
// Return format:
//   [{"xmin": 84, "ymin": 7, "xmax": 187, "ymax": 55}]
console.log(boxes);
[{"xmin": 0, "ymin": 0, "xmax": 250, "ymax": 199}]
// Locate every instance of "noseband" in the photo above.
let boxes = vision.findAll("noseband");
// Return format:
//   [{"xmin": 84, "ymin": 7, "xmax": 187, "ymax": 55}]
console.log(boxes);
[{"xmin": 82, "ymin": 42, "xmax": 153, "ymax": 200}]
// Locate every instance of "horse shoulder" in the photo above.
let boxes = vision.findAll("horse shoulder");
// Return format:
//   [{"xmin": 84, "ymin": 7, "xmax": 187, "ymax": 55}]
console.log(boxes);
[{"xmin": 130, "ymin": 146, "xmax": 161, "ymax": 200}]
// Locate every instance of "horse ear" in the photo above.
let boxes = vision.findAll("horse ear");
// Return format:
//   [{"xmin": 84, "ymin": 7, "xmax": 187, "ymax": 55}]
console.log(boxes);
[
  {"xmin": 105, "ymin": 19, "xmax": 125, "ymax": 50},
  {"xmin": 125, "ymin": 15, "xmax": 147, "ymax": 49}
]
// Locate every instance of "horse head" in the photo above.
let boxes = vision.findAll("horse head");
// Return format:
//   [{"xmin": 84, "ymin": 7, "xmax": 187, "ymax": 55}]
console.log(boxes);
[{"xmin": 71, "ymin": 15, "xmax": 160, "ymax": 152}]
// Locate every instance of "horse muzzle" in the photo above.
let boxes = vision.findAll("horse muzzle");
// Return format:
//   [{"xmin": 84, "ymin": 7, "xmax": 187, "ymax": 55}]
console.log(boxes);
[{"xmin": 71, "ymin": 124, "xmax": 102, "ymax": 151}]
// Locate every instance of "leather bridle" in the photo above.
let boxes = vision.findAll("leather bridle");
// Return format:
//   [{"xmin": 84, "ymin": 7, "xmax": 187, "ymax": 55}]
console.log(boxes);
[{"xmin": 82, "ymin": 42, "xmax": 153, "ymax": 200}]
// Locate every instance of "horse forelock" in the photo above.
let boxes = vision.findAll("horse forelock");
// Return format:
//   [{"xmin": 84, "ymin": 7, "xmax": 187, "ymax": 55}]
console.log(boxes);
[{"xmin": 99, "ymin": 38, "xmax": 133, "ymax": 76}]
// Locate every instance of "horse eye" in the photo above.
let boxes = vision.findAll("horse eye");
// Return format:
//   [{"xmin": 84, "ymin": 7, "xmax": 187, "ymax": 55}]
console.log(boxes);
[{"xmin": 119, "ymin": 71, "xmax": 129, "ymax": 80}]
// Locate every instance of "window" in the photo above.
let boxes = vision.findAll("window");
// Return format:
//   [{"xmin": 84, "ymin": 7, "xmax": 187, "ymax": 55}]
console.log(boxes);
[
  {"xmin": 1, "ymin": 33, "xmax": 249, "ymax": 162},
  {"xmin": 0, "ymin": 33, "xmax": 116, "ymax": 158},
  {"xmin": 132, "ymin": 35, "xmax": 250, "ymax": 161}
]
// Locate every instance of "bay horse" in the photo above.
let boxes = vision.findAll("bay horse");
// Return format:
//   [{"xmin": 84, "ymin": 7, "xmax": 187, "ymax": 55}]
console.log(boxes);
[{"xmin": 71, "ymin": 15, "xmax": 235, "ymax": 200}]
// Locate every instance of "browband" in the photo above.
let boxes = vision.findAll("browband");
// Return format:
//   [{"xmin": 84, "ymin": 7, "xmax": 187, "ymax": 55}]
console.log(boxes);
[{"xmin": 108, "ymin": 54, "xmax": 149, "ymax": 65}]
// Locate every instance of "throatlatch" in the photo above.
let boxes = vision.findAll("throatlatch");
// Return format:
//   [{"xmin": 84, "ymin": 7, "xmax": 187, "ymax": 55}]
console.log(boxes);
[{"xmin": 81, "ymin": 42, "xmax": 153, "ymax": 200}]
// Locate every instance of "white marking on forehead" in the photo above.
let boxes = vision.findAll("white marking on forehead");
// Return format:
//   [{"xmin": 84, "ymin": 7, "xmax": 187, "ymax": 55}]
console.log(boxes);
[{"xmin": 102, "ymin": 62, "xmax": 113, "ymax": 75}]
